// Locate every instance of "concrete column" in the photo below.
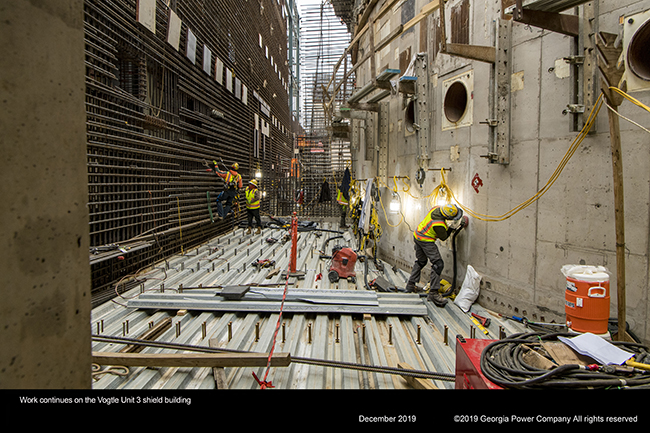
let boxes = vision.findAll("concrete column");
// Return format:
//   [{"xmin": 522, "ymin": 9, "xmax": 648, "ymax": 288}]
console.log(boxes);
[{"xmin": 0, "ymin": 0, "xmax": 90, "ymax": 388}]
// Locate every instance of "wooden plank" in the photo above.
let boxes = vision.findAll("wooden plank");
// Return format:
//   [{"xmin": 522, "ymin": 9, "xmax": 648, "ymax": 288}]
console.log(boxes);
[
  {"xmin": 521, "ymin": 344, "xmax": 556, "ymax": 370},
  {"xmin": 403, "ymin": 0, "xmax": 441, "ymax": 33},
  {"xmin": 541, "ymin": 341, "xmax": 594, "ymax": 366},
  {"xmin": 597, "ymin": 32, "xmax": 634, "ymax": 343},
  {"xmin": 209, "ymin": 338, "xmax": 228, "ymax": 389},
  {"xmin": 397, "ymin": 362, "xmax": 437, "ymax": 389},
  {"xmin": 92, "ymin": 351, "xmax": 291, "ymax": 368}
]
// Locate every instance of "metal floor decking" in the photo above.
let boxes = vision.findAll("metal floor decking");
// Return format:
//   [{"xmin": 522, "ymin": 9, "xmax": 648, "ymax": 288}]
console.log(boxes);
[{"xmin": 90, "ymin": 220, "xmax": 529, "ymax": 390}]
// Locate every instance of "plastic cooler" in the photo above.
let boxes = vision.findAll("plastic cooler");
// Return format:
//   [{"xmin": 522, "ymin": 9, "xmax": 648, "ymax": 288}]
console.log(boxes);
[{"xmin": 561, "ymin": 265, "xmax": 610, "ymax": 334}]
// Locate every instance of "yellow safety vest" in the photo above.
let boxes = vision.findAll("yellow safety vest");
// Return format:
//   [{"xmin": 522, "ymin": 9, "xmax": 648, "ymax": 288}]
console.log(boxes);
[
  {"xmin": 225, "ymin": 171, "xmax": 241, "ymax": 188},
  {"xmin": 336, "ymin": 189, "xmax": 348, "ymax": 206},
  {"xmin": 413, "ymin": 208, "xmax": 448, "ymax": 242},
  {"xmin": 245, "ymin": 187, "xmax": 260, "ymax": 209}
]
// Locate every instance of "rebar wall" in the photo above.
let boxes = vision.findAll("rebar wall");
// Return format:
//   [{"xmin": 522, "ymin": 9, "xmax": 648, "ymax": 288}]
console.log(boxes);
[{"xmin": 85, "ymin": 0, "xmax": 295, "ymax": 305}]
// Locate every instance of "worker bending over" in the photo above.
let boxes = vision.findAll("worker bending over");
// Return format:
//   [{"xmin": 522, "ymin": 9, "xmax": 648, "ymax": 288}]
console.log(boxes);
[
  {"xmin": 406, "ymin": 204, "xmax": 465, "ymax": 307},
  {"xmin": 211, "ymin": 162, "xmax": 243, "ymax": 219},
  {"xmin": 245, "ymin": 179, "xmax": 262, "ymax": 234}
]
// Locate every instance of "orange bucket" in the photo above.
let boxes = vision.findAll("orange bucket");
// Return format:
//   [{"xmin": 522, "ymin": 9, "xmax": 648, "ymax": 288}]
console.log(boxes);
[{"xmin": 562, "ymin": 265, "xmax": 610, "ymax": 334}]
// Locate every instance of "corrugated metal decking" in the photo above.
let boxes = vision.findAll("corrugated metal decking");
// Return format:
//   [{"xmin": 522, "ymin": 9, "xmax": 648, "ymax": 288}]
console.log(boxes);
[{"xmin": 91, "ymin": 221, "xmax": 529, "ymax": 390}]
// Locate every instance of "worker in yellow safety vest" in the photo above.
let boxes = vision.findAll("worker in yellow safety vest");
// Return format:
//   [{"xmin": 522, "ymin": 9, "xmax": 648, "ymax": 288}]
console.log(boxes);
[
  {"xmin": 245, "ymin": 179, "xmax": 262, "ymax": 234},
  {"xmin": 211, "ymin": 162, "xmax": 243, "ymax": 219},
  {"xmin": 405, "ymin": 204, "xmax": 465, "ymax": 307}
]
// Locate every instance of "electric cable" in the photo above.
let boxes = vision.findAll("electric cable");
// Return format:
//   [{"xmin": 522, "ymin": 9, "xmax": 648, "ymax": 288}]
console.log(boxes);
[{"xmin": 479, "ymin": 332, "xmax": 650, "ymax": 389}]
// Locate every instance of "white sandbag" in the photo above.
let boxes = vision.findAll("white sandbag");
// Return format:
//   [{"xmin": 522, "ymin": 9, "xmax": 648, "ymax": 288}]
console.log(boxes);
[{"xmin": 454, "ymin": 265, "xmax": 481, "ymax": 312}]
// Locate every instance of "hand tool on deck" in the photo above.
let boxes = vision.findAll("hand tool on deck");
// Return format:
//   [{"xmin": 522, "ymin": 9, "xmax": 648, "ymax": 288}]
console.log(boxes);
[
  {"xmin": 499, "ymin": 313, "xmax": 566, "ymax": 330},
  {"xmin": 469, "ymin": 313, "xmax": 489, "ymax": 335},
  {"xmin": 471, "ymin": 312, "xmax": 491, "ymax": 328}
]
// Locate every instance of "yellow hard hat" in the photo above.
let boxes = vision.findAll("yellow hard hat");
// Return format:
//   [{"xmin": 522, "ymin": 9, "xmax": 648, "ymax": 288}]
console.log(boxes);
[
  {"xmin": 249, "ymin": 179, "xmax": 258, "ymax": 187},
  {"xmin": 231, "ymin": 163, "xmax": 239, "ymax": 170},
  {"xmin": 440, "ymin": 203, "xmax": 462, "ymax": 220}
]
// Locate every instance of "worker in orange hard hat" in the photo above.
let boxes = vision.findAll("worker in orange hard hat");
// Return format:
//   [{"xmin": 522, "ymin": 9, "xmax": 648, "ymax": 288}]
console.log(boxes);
[
  {"xmin": 210, "ymin": 161, "xmax": 242, "ymax": 219},
  {"xmin": 405, "ymin": 203, "xmax": 467, "ymax": 307},
  {"xmin": 245, "ymin": 179, "xmax": 262, "ymax": 235}
]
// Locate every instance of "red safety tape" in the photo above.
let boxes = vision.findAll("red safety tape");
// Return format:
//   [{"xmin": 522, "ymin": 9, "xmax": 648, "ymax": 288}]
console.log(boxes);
[
  {"xmin": 251, "ymin": 372, "xmax": 274, "ymax": 389},
  {"xmin": 252, "ymin": 264, "xmax": 290, "ymax": 389}
]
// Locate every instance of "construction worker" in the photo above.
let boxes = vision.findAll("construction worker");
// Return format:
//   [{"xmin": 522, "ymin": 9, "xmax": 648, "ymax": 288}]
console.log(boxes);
[
  {"xmin": 211, "ymin": 162, "xmax": 243, "ymax": 219},
  {"xmin": 245, "ymin": 179, "xmax": 262, "ymax": 234},
  {"xmin": 405, "ymin": 203, "xmax": 464, "ymax": 307}
]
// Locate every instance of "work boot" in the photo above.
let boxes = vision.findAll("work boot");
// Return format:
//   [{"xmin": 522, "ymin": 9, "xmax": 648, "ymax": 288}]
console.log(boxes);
[
  {"xmin": 246, "ymin": 227, "xmax": 252, "ymax": 235},
  {"xmin": 427, "ymin": 291, "xmax": 448, "ymax": 307},
  {"xmin": 255, "ymin": 227, "xmax": 261, "ymax": 235},
  {"xmin": 405, "ymin": 283, "xmax": 419, "ymax": 293}
]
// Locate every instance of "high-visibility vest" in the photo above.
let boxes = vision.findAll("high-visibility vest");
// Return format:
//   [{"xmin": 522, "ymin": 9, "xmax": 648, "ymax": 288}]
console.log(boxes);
[
  {"xmin": 245, "ymin": 187, "xmax": 260, "ymax": 209},
  {"xmin": 413, "ymin": 208, "xmax": 448, "ymax": 242},
  {"xmin": 225, "ymin": 170, "xmax": 241, "ymax": 188},
  {"xmin": 336, "ymin": 189, "xmax": 348, "ymax": 206}
]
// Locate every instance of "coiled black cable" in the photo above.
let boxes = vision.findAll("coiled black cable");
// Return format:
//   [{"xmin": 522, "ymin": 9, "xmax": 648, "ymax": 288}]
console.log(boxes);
[{"xmin": 480, "ymin": 332, "xmax": 650, "ymax": 389}]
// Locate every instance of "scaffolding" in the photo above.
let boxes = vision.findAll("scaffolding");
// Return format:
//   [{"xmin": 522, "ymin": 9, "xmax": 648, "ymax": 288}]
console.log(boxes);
[
  {"xmin": 299, "ymin": 1, "xmax": 354, "ymax": 137},
  {"xmin": 296, "ymin": 1, "xmax": 354, "ymax": 217}
]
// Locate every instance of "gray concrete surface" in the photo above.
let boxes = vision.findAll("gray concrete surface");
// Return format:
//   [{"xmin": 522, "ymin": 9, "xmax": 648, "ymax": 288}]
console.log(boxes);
[{"xmin": 0, "ymin": 0, "xmax": 90, "ymax": 388}]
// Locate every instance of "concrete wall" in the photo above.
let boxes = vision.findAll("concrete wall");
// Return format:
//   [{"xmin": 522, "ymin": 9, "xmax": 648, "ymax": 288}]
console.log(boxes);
[
  {"xmin": 0, "ymin": 0, "xmax": 90, "ymax": 388},
  {"xmin": 350, "ymin": 0, "xmax": 650, "ymax": 343}
]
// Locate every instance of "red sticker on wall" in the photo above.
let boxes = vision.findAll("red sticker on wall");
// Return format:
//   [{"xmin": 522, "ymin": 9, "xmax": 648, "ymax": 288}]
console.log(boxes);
[{"xmin": 472, "ymin": 173, "xmax": 483, "ymax": 193}]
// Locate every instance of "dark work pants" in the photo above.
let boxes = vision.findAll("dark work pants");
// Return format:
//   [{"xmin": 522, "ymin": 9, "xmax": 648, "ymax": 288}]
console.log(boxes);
[
  {"xmin": 407, "ymin": 238, "xmax": 444, "ymax": 291},
  {"xmin": 216, "ymin": 189, "xmax": 237, "ymax": 217},
  {"xmin": 247, "ymin": 208, "xmax": 261, "ymax": 228}
]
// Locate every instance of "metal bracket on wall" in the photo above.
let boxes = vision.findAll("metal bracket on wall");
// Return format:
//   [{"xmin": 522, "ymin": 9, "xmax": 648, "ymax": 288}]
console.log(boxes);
[
  {"xmin": 378, "ymin": 102, "xmax": 389, "ymax": 182},
  {"xmin": 351, "ymin": 118, "xmax": 361, "ymax": 151},
  {"xmin": 508, "ymin": 0, "xmax": 597, "ymax": 132},
  {"xmin": 486, "ymin": 19, "xmax": 512, "ymax": 165},
  {"xmin": 415, "ymin": 53, "xmax": 430, "ymax": 170},
  {"xmin": 577, "ymin": 1, "xmax": 598, "ymax": 133}
]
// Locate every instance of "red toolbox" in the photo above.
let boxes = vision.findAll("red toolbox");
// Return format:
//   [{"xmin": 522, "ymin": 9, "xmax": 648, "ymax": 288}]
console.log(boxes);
[{"xmin": 455, "ymin": 337, "xmax": 502, "ymax": 389}]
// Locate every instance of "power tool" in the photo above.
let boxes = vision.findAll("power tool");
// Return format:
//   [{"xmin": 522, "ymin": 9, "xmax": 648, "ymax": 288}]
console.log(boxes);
[{"xmin": 327, "ymin": 246, "xmax": 357, "ymax": 283}]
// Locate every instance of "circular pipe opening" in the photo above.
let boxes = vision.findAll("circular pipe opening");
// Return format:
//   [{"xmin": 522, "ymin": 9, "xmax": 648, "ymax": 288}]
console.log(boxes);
[
  {"xmin": 628, "ymin": 18, "xmax": 650, "ymax": 81},
  {"xmin": 444, "ymin": 81, "xmax": 468, "ymax": 123},
  {"xmin": 405, "ymin": 99, "xmax": 416, "ymax": 132}
]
